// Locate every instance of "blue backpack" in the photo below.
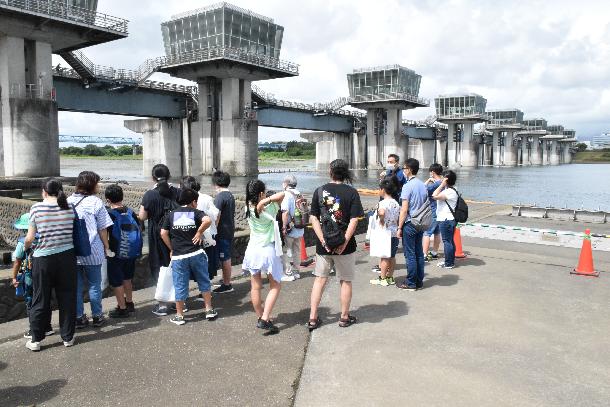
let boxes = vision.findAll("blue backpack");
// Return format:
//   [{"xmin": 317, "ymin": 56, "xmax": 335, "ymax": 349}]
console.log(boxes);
[{"xmin": 109, "ymin": 208, "xmax": 142, "ymax": 259}]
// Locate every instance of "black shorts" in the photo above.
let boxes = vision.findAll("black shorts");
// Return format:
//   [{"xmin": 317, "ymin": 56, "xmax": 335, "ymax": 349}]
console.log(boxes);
[{"xmin": 107, "ymin": 257, "xmax": 136, "ymax": 287}]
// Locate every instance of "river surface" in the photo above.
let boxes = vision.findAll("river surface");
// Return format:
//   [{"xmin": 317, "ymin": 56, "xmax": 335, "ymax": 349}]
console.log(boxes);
[{"xmin": 60, "ymin": 157, "xmax": 610, "ymax": 211}]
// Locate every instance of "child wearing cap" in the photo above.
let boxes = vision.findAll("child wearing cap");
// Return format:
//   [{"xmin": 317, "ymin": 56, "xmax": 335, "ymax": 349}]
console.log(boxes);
[{"xmin": 11, "ymin": 213, "xmax": 54, "ymax": 340}]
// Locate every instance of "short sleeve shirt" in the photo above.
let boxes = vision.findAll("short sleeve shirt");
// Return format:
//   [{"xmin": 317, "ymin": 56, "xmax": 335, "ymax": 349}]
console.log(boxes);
[
  {"xmin": 436, "ymin": 188, "xmax": 459, "ymax": 222},
  {"xmin": 400, "ymin": 177, "xmax": 428, "ymax": 222},
  {"xmin": 281, "ymin": 188, "xmax": 304, "ymax": 238},
  {"xmin": 378, "ymin": 198, "xmax": 400, "ymax": 237},
  {"xmin": 197, "ymin": 193, "xmax": 219, "ymax": 236},
  {"xmin": 29, "ymin": 202, "xmax": 74, "ymax": 257},
  {"xmin": 246, "ymin": 202, "xmax": 279, "ymax": 248},
  {"xmin": 310, "ymin": 183, "xmax": 364, "ymax": 255},
  {"xmin": 67, "ymin": 194, "xmax": 114, "ymax": 265},
  {"xmin": 214, "ymin": 190, "xmax": 235, "ymax": 240},
  {"xmin": 427, "ymin": 180, "xmax": 442, "ymax": 213},
  {"xmin": 161, "ymin": 207, "xmax": 205, "ymax": 257}
]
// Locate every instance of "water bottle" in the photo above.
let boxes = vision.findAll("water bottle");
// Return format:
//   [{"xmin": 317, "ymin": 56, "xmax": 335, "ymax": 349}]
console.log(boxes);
[{"xmin": 294, "ymin": 207, "xmax": 302, "ymax": 227}]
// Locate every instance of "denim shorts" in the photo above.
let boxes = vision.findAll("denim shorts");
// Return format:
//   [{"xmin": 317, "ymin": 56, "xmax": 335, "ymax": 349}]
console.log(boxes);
[
  {"xmin": 172, "ymin": 252, "xmax": 211, "ymax": 301},
  {"xmin": 107, "ymin": 257, "xmax": 136, "ymax": 288},
  {"xmin": 424, "ymin": 215, "xmax": 440, "ymax": 237},
  {"xmin": 216, "ymin": 238, "xmax": 232, "ymax": 263}
]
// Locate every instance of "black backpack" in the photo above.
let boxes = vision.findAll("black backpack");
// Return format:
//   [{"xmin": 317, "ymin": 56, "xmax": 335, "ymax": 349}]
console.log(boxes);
[
  {"xmin": 317, "ymin": 187, "xmax": 346, "ymax": 250},
  {"xmin": 447, "ymin": 187, "xmax": 469, "ymax": 223}
]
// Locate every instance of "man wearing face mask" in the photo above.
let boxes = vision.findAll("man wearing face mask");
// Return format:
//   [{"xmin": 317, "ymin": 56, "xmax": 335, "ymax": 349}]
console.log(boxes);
[{"xmin": 379, "ymin": 154, "xmax": 406, "ymax": 204}]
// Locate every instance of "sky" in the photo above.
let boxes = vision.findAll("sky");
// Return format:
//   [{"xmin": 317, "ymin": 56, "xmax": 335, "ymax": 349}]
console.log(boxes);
[{"xmin": 55, "ymin": 0, "xmax": 610, "ymax": 142}]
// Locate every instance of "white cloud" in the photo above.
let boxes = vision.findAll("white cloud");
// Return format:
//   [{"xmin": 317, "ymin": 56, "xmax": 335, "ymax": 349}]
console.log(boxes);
[{"xmin": 56, "ymin": 0, "xmax": 610, "ymax": 141}]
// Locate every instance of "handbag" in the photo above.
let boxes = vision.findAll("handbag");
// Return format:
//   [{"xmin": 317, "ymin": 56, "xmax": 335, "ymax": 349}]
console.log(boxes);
[
  {"xmin": 72, "ymin": 196, "xmax": 92, "ymax": 257},
  {"xmin": 154, "ymin": 263, "xmax": 175, "ymax": 302},
  {"xmin": 369, "ymin": 215, "xmax": 392, "ymax": 258}
]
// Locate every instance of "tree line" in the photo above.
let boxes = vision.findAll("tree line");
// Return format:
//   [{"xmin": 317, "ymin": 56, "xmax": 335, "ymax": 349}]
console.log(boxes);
[{"xmin": 60, "ymin": 144, "xmax": 143, "ymax": 156}]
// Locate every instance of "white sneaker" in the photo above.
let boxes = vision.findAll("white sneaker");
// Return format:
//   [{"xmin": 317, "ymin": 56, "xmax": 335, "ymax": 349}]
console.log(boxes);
[
  {"xmin": 63, "ymin": 337, "xmax": 75, "ymax": 347},
  {"xmin": 371, "ymin": 266, "xmax": 381, "ymax": 274},
  {"xmin": 26, "ymin": 340, "xmax": 41, "ymax": 351},
  {"xmin": 293, "ymin": 272, "xmax": 301, "ymax": 279},
  {"xmin": 281, "ymin": 274, "xmax": 296, "ymax": 282}
]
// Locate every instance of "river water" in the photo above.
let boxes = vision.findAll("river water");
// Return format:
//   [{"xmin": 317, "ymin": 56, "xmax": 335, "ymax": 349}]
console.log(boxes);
[{"xmin": 60, "ymin": 157, "xmax": 610, "ymax": 211}]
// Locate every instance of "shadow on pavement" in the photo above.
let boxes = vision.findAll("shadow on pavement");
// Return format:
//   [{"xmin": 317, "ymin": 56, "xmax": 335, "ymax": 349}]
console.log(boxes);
[
  {"xmin": 353, "ymin": 300, "xmax": 409, "ymax": 323},
  {"xmin": 424, "ymin": 274, "xmax": 460, "ymax": 288},
  {"xmin": 0, "ymin": 378, "xmax": 67, "ymax": 407},
  {"xmin": 0, "ymin": 361, "xmax": 6, "ymax": 372},
  {"xmin": 457, "ymin": 257, "xmax": 486, "ymax": 267}
]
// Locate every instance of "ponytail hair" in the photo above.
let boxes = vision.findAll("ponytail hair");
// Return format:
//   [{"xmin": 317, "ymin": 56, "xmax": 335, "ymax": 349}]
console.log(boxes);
[
  {"xmin": 245, "ymin": 179, "xmax": 266, "ymax": 218},
  {"xmin": 43, "ymin": 178, "xmax": 69, "ymax": 210},
  {"xmin": 152, "ymin": 164, "xmax": 172, "ymax": 198}
]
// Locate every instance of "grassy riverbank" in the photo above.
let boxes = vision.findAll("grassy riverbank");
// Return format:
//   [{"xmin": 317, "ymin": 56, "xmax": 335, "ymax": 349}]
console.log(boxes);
[
  {"xmin": 573, "ymin": 150, "xmax": 610, "ymax": 163},
  {"xmin": 258, "ymin": 151, "xmax": 315, "ymax": 161},
  {"xmin": 60, "ymin": 154, "xmax": 143, "ymax": 160}
]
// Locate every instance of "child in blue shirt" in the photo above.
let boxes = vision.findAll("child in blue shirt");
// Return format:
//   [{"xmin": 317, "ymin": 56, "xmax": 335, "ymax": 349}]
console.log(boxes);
[{"xmin": 10, "ymin": 213, "xmax": 54, "ymax": 339}]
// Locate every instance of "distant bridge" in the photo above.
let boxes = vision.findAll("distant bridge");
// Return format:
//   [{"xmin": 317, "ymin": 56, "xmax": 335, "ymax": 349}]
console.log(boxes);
[{"xmin": 59, "ymin": 135, "xmax": 142, "ymax": 145}]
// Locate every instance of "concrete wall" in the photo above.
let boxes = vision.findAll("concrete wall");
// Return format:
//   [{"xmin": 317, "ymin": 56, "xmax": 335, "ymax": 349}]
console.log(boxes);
[{"xmin": 408, "ymin": 138, "xmax": 437, "ymax": 169}]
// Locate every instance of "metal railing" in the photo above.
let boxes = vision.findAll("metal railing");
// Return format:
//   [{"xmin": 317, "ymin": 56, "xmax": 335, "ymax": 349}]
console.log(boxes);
[
  {"xmin": 351, "ymin": 91, "xmax": 429, "ymax": 106},
  {"xmin": 9, "ymin": 83, "xmax": 56, "ymax": 100},
  {"xmin": 160, "ymin": 47, "xmax": 299, "ymax": 76},
  {"xmin": 171, "ymin": 2, "xmax": 274, "ymax": 23},
  {"xmin": 52, "ymin": 66, "xmax": 198, "ymax": 97},
  {"xmin": 0, "ymin": 0, "xmax": 129, "ymax": 34}
]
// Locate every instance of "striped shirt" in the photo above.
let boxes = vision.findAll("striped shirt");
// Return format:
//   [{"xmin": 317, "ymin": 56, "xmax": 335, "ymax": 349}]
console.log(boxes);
[
  {"xmin": 67, "ymin": 194, "xmax": 113, "ymax": 266},
  {"xmin": 29, "ymin": 202, "xmax": 75, "ymax": 257}
]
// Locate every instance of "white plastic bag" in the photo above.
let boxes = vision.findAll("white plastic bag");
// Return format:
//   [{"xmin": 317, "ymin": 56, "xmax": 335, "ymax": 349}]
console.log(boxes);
[
  {"xmin": 365, "ymin": 215, "xmax": 375, "ymax": 241},
  {"xmin": 369, "ymin": 217, "xmax": 392, "ymax": 258},
  {"xmin": 154, "ymin": 263, "xmax": 175, "ymax": 302},
  {"xmin": 263, "ymin": 210, "xmax": 283, "ymax": 257},
  {"xmin": 100, "ymin": 259, "xmax": 109, "ymax": 291}
]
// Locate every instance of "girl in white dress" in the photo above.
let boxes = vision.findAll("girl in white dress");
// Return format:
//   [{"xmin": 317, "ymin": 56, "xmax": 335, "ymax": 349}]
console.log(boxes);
[{"xmin": 242, "ymin": 180, "xmax": 285, "ymax": 334}]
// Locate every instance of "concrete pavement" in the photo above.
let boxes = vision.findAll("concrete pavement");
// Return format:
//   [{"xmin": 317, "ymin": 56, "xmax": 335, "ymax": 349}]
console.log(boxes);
[{"xmin": 1, "ymin": 220, "xmax": 610, "ymax": 406}]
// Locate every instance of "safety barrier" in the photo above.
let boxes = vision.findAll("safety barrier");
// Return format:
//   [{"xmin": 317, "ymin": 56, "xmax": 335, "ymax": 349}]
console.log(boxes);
[{"xmin": 512, "ymin": 205, "xmax": 608, "ymax": 224}]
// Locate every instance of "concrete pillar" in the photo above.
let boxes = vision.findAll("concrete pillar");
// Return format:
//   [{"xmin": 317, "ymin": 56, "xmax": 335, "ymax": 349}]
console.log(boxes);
[
  {"xmin": 302, "ymin": 131, "xmax": 350, "ymax": 171},
  {"xmin": 0, "ymin": 36, "xmax": 59, "ymax": 177},
  {"xmin": 503, "ymin": 132, "xmax": 518, "ymax": 166},
  {"xmin": 521, "ymin": 137, "xmax": 529, "ymax": 166},
  {"xmin": 366, "ymin": 109, "xmax": 379, "ymax": 168},
  {"xmin": 435, "ymin": 138, "xmax": 445, "ymax": 167},
  {"xmin": 563, "ymin": 144, "xmax": 573, "ymax": 164},
  {"xmin": 492, "ymin": 131, "xmax": 503, "ymax": 166},
  {"xmin": 531, "ymin": 135, "xmax": 542, "ymax": 165},
  {"xmin": 124, "ymin": 118, "xmax": 185, "ymax": 178},
  {"xmin": 351, "ymin": 131, "xmax": 366, "ymax": 169},
  {"xmin": 446, "ymin": 122, "xmax": 478, "ymax": 168},
  {"xmin": 385, "ymin": 108, "xmax": 405, "ymax": 163},
  {"xmin": 550, "ymin": 140, "xmax": 560, "ymax": 165}
]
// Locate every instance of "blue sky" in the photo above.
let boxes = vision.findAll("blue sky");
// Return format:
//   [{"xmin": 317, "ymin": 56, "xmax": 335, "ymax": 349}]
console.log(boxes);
[{"xmin": 55, "ymin": 0, "xmax": 610, "ymax": 142}]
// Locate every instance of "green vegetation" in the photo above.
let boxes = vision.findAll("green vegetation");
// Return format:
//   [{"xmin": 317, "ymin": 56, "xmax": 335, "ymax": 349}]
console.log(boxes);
[
  {"xmin": 575, "ymin": 142, "xmax": 588, "ymax": 152},
  {"xmin": 573, "ymin": 149, "xmax": 610, "ymax": 163},
  {"xmin": 258, "ymin": 141, "xmax": 315, "ymax": 161},
  {"xmin": 60, "ymin": 144, "xmax": 143, "ymax": 158}
]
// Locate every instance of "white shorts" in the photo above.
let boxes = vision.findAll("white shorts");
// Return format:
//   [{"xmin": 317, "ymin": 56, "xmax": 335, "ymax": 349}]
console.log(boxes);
[{"xmin": 242, "ymin": 243, "xmax": 283, "ymax": 282}]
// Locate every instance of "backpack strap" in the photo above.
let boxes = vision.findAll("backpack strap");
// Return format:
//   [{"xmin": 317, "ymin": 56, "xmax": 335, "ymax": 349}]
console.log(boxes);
[{"xmin": 446, "ymin": 187, "xmax": 460, "ymax": 218}]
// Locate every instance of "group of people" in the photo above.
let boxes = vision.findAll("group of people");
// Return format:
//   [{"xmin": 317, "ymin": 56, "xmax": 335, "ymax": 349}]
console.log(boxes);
[
  {"xmin": 369, "ymin": 155, "xmax": 460, "ymax": 290},
  {"xmin": 11, "ymin": 154, "xmax": 460, "ymax": 351}
]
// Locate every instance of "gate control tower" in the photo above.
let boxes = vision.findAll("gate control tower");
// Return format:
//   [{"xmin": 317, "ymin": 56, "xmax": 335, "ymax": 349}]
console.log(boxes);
[
  {"xmin": 0, "ymin": 0, "xmax": 128, "ymax": 176},
  {"xmin": 434, "ymin": 94, "xmax": 489, "ymax": 168},
  {"xmin": 157, "ymin": 2, "xmax": 298, "ymax": 175},
  {"xmin": 347, "ymin": 65, "xmax": 428, "ymax": 168},
  {"xmin": 486, "ymin": 109, "xmax": 524, "ymax": 166}
]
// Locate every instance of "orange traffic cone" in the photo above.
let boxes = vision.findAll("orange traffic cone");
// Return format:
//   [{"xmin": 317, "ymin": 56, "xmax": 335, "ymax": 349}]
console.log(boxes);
[
  {"xmin": 454, "ymin": 225, "xmax": 467, "ymax": 259},
  {"xmin": 300, "ymin": 237, "xmax": 314, "ymax": 267},
  {"xmin": 571, "ymin": 229, "xmax": 599, "ymax": 277}
]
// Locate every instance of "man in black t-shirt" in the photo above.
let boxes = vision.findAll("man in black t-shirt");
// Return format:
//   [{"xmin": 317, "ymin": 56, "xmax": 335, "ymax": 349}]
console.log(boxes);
[
  {"xmin": 212, "ymin": 171, "xmax": 236, "ymax": 294},
  {"xmin": 307, "ymin": 159, "xmax": 364, "ymax": 331},
  {"xmin": 160, "ymin": 189, "xmax": 217, "ymax": 326}
]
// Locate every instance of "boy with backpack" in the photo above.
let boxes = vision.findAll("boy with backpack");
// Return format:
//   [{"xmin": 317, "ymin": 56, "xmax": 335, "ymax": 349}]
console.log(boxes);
[
  {"xmin": 11, "ymin": 213, "xmax": 54, "ymax": 339},
  {"xmin": 281, "ymin": 175, "xmax": 309, "ymax": 281},
  {"xmin": 105, "ymin": 184, "xmax": 143, "ymax": 318}
]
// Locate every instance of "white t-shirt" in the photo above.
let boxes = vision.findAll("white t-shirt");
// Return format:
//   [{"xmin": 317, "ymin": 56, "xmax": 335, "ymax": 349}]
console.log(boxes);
[
  {"xmin": 436, "ymin": 188, "xmax": 459, "ymax": 221},
  {"xmin": 197, "ymin": 192, "xmax": 220, "ymax": 236},
  {"xmin": 281, "ymin": 188, "xmax": 305, "ymax": 238},
  {"xmin": 378, "ymin": 198, "xmax": 400, "ymax": 237}
]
